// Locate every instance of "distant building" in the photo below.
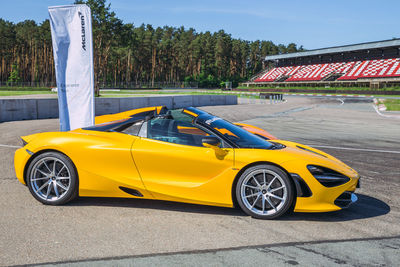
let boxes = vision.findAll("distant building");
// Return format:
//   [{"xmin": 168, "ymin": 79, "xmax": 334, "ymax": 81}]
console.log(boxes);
[{"xmin": 246, "ymin": 39, "xmax": 400, "ymax": 88}]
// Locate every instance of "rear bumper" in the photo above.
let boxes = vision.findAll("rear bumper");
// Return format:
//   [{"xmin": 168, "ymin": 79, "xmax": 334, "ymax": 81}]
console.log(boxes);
[{"xmin": 14, "ymin": 147, "xmax": 31, "ymax": 185}]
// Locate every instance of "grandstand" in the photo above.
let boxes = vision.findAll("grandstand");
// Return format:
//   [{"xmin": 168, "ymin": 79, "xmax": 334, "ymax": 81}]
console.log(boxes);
[{"xmin": 245, "ymin": 39, "xmax": 400, "ymax": 88}]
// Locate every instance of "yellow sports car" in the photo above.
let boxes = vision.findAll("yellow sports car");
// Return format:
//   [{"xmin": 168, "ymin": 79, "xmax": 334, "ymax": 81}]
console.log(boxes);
[{"xmin": 14, "ymin": 106, "xmax": 360, "ymax": 219}]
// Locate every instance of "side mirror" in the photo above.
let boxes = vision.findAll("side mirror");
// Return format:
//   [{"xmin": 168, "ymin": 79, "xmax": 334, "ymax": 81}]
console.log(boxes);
[{"xmin": 202, "ymin": 136, "xmax": 220, "ymax": 147}]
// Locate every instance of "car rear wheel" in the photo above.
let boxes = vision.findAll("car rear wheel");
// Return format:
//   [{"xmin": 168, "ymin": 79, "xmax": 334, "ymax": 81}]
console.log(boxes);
[
  {"xmin": 26, "ymin": 152, "xmax": 78, "ymax": 205},
  {"xmin": 236, "ymin": 164, "xmax": 294, "ymax": 219}
]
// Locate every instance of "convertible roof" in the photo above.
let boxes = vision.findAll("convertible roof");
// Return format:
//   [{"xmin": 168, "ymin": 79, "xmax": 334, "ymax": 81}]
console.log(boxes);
[
  {"xmin": 85, "ymin": 107, "xmax": 209, "ymax": 132},
  {"xmin": 84, "ymin": 110, "xmax": 155, "ymax": 132},
  {"xmin": 183, "ymin": 107, "xmax": 208, "ymax": 117}
]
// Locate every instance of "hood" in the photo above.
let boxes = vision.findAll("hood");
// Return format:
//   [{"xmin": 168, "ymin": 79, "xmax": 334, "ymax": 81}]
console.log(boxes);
[{"xmin": 275, "ymin": 140, "xmax": 358, "ymax": 178}]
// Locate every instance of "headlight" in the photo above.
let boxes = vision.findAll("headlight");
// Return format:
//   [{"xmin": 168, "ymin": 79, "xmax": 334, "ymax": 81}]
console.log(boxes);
[{"xmin": 307, "ymin": 165, "xmax": 350, "ymax": 187}]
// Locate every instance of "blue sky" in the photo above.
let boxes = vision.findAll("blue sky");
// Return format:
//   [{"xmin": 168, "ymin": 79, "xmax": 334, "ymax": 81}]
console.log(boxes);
[{"xmin": 0, "ymin": 0, "xmax": 398, "ymax": 49}]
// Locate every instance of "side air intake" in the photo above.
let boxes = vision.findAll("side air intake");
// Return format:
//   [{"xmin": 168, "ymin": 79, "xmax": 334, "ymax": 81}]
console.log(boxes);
[{"xmin": 119, "ymin": 187, "xmax": 144, "ymax": 197}]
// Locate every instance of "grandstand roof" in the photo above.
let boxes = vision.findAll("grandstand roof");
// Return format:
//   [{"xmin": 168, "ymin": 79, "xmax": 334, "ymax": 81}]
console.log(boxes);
[{"xmin": 265, "ymin": 39, "xmax": 400, "ymax": 61}]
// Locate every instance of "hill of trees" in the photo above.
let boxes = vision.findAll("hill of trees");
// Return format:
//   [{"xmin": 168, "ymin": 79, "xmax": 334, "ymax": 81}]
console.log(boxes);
[{"xmin": 0, "ymin": 0, "xmax": 304, "ymax": 88}]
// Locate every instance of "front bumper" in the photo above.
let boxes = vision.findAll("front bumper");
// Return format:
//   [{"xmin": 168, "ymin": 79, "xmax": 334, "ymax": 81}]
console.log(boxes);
[
  {"xmin": 334, "ymin": 191, "xmax": 358, "ymax": 208},
  {"xmin": 281, "ymin": 161, "xmax": 360, "ymax": 213}
]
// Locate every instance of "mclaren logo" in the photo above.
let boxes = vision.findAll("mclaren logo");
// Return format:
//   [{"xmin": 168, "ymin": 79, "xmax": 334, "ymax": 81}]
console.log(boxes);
[{"xmin": 78, "ymin": 11, "xmax": 86, "ymax": 51}]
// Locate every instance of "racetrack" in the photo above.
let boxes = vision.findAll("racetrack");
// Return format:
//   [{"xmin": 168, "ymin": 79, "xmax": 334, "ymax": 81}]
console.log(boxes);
[{"xmin": 0, "ymin": 96, "xmax": 399, "ymax": 266}]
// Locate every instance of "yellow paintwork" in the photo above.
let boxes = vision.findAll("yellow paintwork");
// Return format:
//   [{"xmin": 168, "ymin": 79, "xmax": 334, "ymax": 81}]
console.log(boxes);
[
  {"xmin": 130, "ymin": 137, "xmax": 235, "ymax": 206},
  {"xmin": 95, "ymin": 106, "xmax": 163, "ymax": 125},
  {"xmin": 15, "ymin": 108, "xmax": 359, "ymax": 212},
  {"xmin": 235, "ymin": 123, "xmax": 277, "ymax": 140},
  {"xmin": 182, "ymin": 109, "xmax": 199, "ymax": 117}
]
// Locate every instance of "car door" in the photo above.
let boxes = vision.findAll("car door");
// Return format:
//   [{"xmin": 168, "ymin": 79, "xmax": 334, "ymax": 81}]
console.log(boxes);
[
  {"xmin": 131, "ymin": 117, "xmax": 236, "ymax": 207},
  {"xmin": 72, "ymin": 130, "xmax": 150, "ymax": 198}
]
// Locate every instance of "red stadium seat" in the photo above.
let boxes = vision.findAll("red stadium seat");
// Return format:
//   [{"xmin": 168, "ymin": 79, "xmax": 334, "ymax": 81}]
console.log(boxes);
[
  {"xmin": 253, "ymin": 58, "xmax": 400, "ymax": 82},
  {"xmin": 338, "ymin": 58, "xmax": 400, "ymax": 80},
  {"xmin": 337, "ymin": 61, "xmax": 368, "ymax": 80},
  {"xmin": 286, "ymin": 64, "xmax": 321, "ymax": 81},
  {"xmin": 359, "ymin": 58, "xmax": 400, "ymax": 78},
  {"xmin": 286, "ymin": 66, "xmax": 301, "ymax": 76},
  {"xmin": 314, "ymin": 62, "xmax": 343, "ymax": 80},
  {"xmin": 254, "ymin": 66, "xmax": 294, "ymax": 82}
]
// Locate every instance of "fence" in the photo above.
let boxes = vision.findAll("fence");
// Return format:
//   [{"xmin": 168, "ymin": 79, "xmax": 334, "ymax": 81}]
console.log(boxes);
[
  {"xmin": 0, "ymin": 95, "xmax": 237, "ymax": 123},
  {"xmin": 0, "ymin": 81, "xmax": 198, "ymax": 89},
  {"xmin": 0, "ymin": 81, "xmax": 56, "ymax": 88},
  {"xmin": 99, "ymin": 81, "xmax": 198, "ymax": 89}
]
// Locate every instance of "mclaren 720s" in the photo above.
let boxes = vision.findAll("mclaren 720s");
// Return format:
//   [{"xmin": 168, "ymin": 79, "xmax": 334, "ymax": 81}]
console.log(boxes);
[{"xmin": 15, "ymin": 106, "xmax": 360, "ymax": 219}]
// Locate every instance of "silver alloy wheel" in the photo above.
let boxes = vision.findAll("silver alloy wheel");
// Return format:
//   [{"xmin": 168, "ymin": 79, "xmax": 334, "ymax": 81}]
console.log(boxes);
[
  {"xmin": 240, "ymin": 169, "xmax": 287, "ymax": 216},
  {"xmin": 29, "ymin": 156, "xmax": 71, "ymax": 202}
]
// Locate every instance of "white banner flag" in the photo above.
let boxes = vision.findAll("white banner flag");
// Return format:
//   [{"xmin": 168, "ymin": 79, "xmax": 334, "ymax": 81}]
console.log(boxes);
[{"xmin": 49, "ymin": 4, "xmax": 94, "ymax": 131}]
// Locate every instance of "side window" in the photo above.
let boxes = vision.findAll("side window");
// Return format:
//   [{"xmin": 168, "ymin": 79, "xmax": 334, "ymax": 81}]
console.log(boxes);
[
  {"xmin": 120, "ymin": 122, "xmax": 143, "ymax": 136},
  {"xmin": 140, "ymin": 117, "xmax": 212, "ymax": 147}
]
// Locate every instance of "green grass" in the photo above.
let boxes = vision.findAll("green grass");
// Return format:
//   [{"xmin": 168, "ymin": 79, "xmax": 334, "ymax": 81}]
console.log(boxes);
[
  {"xmin": 2, "ymin": 89, "xmax": 399, "ymax": 100},
  {"xmin": 0, "ymin": 90, "xmax": 56, "ymax": 96},
  {"xmin": 0, "ymin": 89, "xmax": 226, "ymax": 97},
  {"xmin": 99, "ymin": 90, "xmax": 234, "ymax": 97},
  {"xmin": 100, "ymin": 90, "xmax": 221, "ymax": 95},
  {"xmin": 383, "ymin": 99, "xmax": 400, "ymax": 111},
  {"xmin": 0, "ymin": 86, "xmax": 52, "ymax": 91}
]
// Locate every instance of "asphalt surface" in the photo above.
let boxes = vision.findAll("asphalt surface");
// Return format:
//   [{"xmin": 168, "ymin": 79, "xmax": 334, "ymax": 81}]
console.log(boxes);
[
  {"xmin": 0, "ymin": 96, "xmax": 399, "ymax": 266},
  {"xmin": 36, "ymin": 236, "xmax": 400, "ymax": 267}
]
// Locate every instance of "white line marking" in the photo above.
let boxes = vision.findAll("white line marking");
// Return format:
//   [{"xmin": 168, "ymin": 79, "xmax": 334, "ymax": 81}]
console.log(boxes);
[
  {"xmin": 308, "ymin": 145, "xmax": 400, "ymax": 154},
  {"xmin": 337, "ymin": 98, "xmax": 344, "ymax": 105},
  {"xmin": 0, "ymin": 144, "xmax": 21, "ymax": 149},
  {"xmin": 372, "ymin": 103, "xmax": 400, "ymax": 119}
]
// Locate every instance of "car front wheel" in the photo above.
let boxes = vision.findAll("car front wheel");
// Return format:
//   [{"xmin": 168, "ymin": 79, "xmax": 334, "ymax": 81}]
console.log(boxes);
[{"xmin": 236, "ymin": 164, "xmax": 294, "ymax": 219}]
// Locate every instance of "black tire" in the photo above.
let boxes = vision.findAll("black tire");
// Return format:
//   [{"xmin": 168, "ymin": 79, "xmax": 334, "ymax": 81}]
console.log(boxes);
[
  {"xmin": 235, "ymin": 164, "xmax": 294, "ymax": 219},
  {"xmin": 26, "ymin": 151, "xmax": 78, "ymax": 205}
]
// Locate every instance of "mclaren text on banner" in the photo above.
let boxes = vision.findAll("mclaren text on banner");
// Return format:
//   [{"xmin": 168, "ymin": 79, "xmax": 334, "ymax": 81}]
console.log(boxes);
[{"xmin": 49, "ymin": 4, "xmax": 94, "ymax": 131}]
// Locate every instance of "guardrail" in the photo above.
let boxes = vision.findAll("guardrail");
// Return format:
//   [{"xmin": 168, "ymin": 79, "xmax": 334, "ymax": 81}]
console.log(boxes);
[
  {"xmin": 0, "ymin": 95, "xmax": 237, "ymax": 123},
  {"xmin": 259, "ymin": 93, "xmax": 284, "ymax": 104}
]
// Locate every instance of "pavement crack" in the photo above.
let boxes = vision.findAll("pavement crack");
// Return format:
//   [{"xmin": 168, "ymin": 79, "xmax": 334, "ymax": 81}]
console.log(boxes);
[
  {"xmin": 285, "ymin": 260, "xmax": 300, "ymax": 265},
  {"xmin": 295, "ymin": 245, "xmax": 347, "ymax": 264},
  {"xmin": 257, "ymin": 247, "xmax": 296, "ymax": 260},
  {"xmin": 255, "ymin": 106, "xmax": 315, "ymax": 118}
]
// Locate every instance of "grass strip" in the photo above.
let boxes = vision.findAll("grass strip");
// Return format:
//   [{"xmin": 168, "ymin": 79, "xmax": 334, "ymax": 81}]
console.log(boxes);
[{"xmin": 382, "ymin": 99, "xmax": 400, "ymax": 111}]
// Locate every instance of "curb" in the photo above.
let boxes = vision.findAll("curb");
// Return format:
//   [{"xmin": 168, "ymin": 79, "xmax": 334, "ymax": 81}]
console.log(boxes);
[
  {"xmin": 198, "ymin": 90, "xmax": 375, "ymax": 98},
  {"xmin": 286, "ymin": 93, "xmax": 374, "ymax": 98},
  {"xmin": 372, "ymin": 98, "xmax": 400, "ymax": 119}
]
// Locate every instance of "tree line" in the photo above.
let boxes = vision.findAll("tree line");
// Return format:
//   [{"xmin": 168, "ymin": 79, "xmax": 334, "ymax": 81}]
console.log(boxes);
[{"xmin": 0, "ymin": 0, "xmax": 304, "ymax": 88}]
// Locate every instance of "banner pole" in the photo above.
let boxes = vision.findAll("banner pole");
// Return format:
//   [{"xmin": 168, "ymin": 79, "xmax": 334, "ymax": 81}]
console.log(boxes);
[{"xmin": 49, "ymin": 4, "xmax": 95, "ymax": 131}]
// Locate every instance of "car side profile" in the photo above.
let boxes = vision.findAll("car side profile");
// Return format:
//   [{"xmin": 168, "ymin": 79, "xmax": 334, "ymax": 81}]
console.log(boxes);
[{"xmin": 14, "ymin": 106, "xmax": 359, "ymax": 219}]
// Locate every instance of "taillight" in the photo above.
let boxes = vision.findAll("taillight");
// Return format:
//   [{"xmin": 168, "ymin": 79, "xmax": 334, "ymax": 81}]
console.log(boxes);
[{"xmin": 21, "ymin": 138, "xmax": 28, "ymax": 147}]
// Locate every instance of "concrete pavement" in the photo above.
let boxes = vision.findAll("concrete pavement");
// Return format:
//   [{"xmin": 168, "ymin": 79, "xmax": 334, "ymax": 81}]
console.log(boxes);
[{"xmin": 0, "ymin": 96, "xmax": 399, "ymax": 266}]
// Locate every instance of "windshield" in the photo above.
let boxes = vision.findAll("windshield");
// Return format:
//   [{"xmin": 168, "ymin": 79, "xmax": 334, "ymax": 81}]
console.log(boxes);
[{"xmin": 197, "ymin": 114, "xmax": 274, "ymax": 149}]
